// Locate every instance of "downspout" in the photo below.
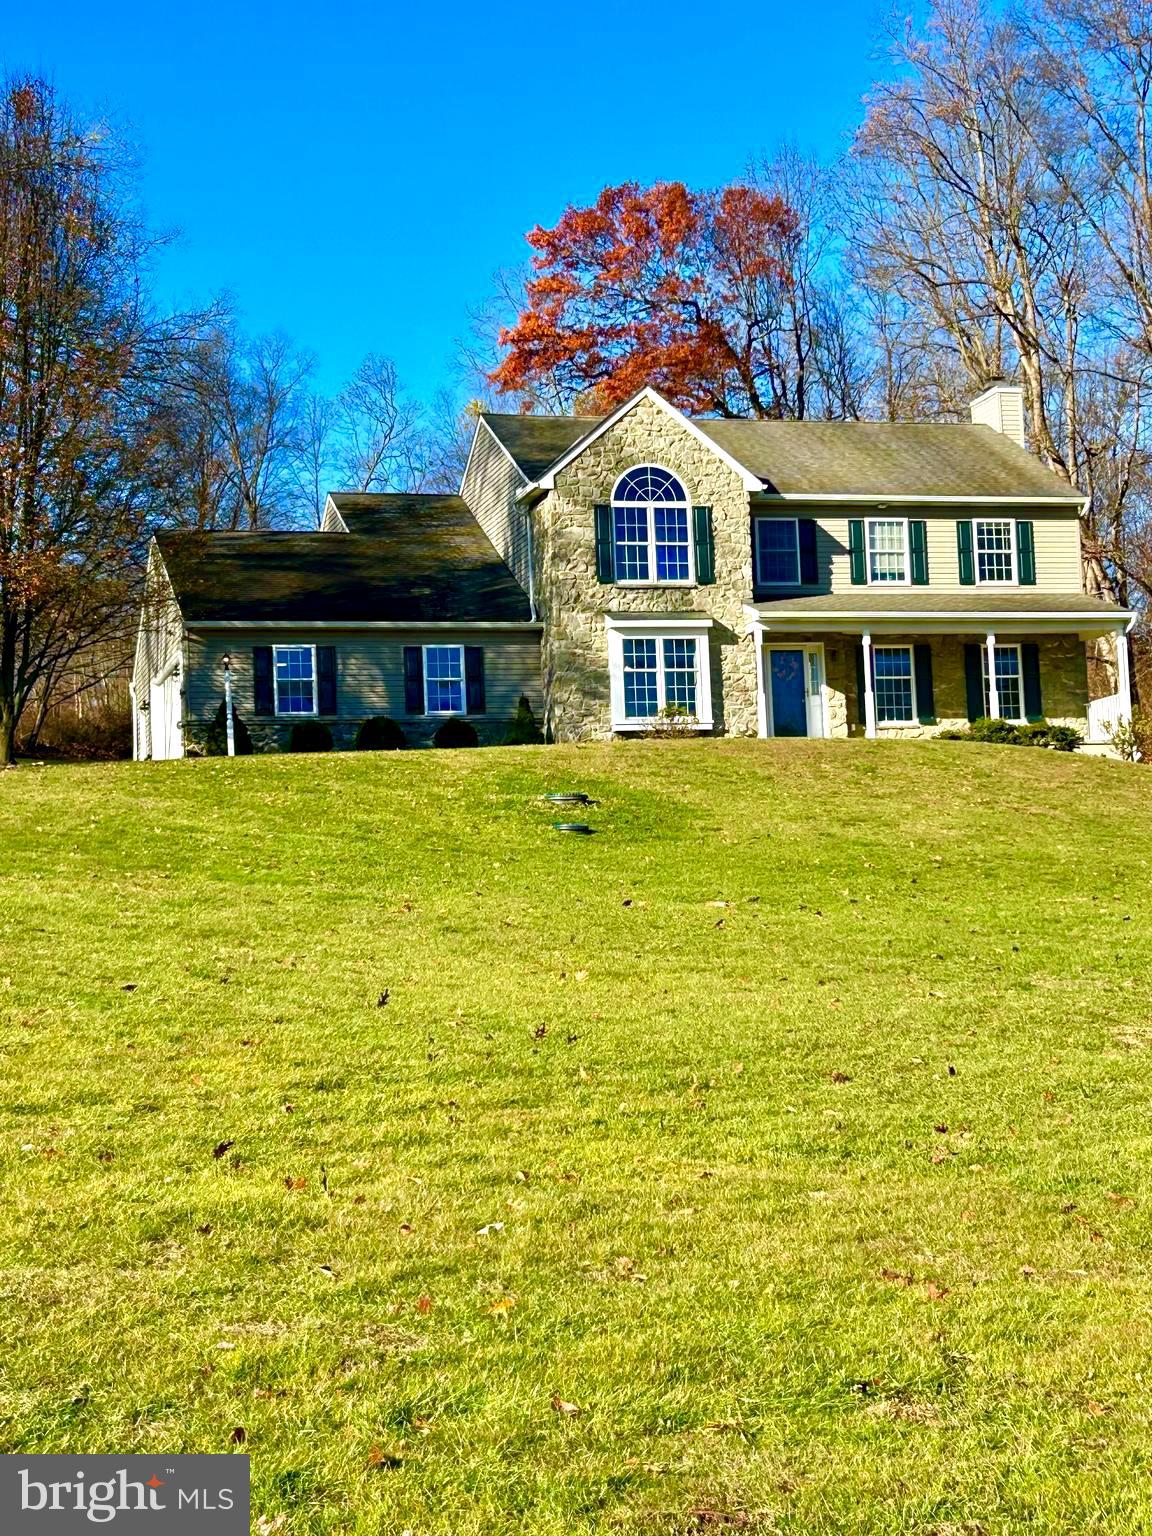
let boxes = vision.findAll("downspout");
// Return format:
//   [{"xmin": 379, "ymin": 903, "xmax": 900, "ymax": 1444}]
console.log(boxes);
[{"xmin": 524, "ymin": 502, "xmax": 537, "ymax": 621}]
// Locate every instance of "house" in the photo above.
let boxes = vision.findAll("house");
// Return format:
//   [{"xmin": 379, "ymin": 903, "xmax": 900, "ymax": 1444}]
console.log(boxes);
[{"xmin": 132, "ymin": 383, "xmax": 1136, "ymax": 758}]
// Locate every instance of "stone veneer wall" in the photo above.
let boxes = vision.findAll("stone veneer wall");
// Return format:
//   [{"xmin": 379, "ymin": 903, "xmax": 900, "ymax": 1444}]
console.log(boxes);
[
  {"xmin": 533, "ymin": 395, "xmax": 757, "ymax": 741},
  {"xmin": 799, "ymin": 632, "xmax": 1090, "ymax": 739}
]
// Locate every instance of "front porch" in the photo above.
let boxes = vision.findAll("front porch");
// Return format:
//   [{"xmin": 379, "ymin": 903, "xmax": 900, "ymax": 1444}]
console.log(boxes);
[{"xmin": 744, "ymin": 594, "xmax": 1134, "ymax": 750}]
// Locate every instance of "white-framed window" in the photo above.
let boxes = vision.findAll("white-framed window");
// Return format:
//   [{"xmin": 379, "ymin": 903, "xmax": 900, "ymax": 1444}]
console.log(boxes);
[
  {"xmin": 982, "ymin": 643, "xmax": 1025, "ymax": 720},
  {"xmin": 755, "ymin": 518, "xmax": 800, "ymax": 586},
  {"xmin": 606, "ymin": 619, "xmax": 713, "ymax": 730},
  {"xmin": 974, "ymin": 519, "xmax": 1016, "ymax": 583},
  {"xmin": 612, "ymin": 466, "xmax": 693, "ymax": 584},
  {"xmin": 423, "ymin": 644, "xmax": 465, "ymax": 714},
  {"xmin": 873, "ymin": 645, "xmax": 916, "ymax": 724},
  {"xmin": 273, "ymin": 645, "xmax": 317, "ymax": 716},
  {"xmin": 868, "ymin": 518, "xmax": 910, "ymax": 584}
]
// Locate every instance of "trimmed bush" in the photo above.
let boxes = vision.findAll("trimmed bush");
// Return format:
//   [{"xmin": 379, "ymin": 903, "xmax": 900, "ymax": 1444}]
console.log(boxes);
[
  {"xmin": 203, "ymin": 700, "xmax": 253, "ymax": 756},
  {"xmin": 433, "ymin": 718, "xmax": 479, "ymax": 749},
  {"xmin": 288, "ymin": 721, "xmax": 334, "ymax": 753},
  {"xmin": 937, "ymin": 718, "xmax": 1081, "ymax": 751},
  {"xmin": 503, "ymin": 695, "xmax": 544, "ymax": 746},
  {"xmin": 356, "ymin": 716, "xmax": 407, "ymax": 751}
]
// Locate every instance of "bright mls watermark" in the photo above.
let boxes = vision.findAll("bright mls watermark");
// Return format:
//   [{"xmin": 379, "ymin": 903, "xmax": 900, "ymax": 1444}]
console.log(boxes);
[{"xmin": 0, "ymin": 1456, "xmax": 249, "ymax": 1533}]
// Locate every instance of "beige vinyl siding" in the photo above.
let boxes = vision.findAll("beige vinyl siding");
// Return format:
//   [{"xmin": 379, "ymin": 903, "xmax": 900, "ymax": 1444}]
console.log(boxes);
[
  {"xmin": 461, "ymin": 422, "xmax": 532, "ymax": 596},
  {"xmin": 751, "ymin": 505, "xmax": 1084, "ymax": 595},
  {"xmin": 182, "ymin": 628, "xmax": 541, "ymax": 726}
]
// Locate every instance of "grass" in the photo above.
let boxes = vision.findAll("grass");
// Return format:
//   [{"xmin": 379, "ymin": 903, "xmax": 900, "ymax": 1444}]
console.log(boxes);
[{"xmin": 2, "ymin": 738, "xmax": 1152, "ymax": 1535}]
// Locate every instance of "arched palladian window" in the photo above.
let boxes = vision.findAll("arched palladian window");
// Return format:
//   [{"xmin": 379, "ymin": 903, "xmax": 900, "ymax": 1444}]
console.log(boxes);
[{"xmin": 611, "ymin": 466, "xmax": 692, "ymax": 583}]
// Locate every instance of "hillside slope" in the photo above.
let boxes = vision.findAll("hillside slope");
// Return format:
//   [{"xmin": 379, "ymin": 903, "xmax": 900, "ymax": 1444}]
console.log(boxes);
[{"xmin": 2, "ymin": 740, "xmax": 1151, "ymax": 1534}]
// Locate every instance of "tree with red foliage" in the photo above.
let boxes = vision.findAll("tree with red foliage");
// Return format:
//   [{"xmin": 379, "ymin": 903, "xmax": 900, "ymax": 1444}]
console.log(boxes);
[{"xmin": 491, "ymin": 180, "xmax": 814, "ymax": 419}]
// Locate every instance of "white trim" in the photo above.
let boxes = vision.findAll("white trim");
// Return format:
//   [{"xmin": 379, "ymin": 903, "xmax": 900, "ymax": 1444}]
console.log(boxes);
[
  {"xmin": 763, "ymin": 642, "xmax": 829, "ymax": 739},
  {"xmin": 753, "ymin": 516, "xmax": 802, "ymax": 587},
  {"xmin": 871, "ymin": 642, "xmax": 918, "ymax": 729},
  {"xmin": 421, "ymin": 642, "xmax": 467, "ymax": 716},
  {"xmin": 321, "ymin": 495, "xmax": 349, "ymax": 532},
  {"xmin": 866, "ymin": 516, "xmax": 911, "ymax": 586},
  {"xmin": 272, "ymin": 642, "xmax": 318, "ymax": 718},
  {"xmin": 605, "ymin": 617, "xmax": 714, "ymax": 730},
  {"xmin": 981, "ymin": 639, "xmax": 1027, "ymax": 722},
  {"xmin": 750, "ymin": 492, "xmax": 1083, "ymax": 506},
  {"xmin": 984, "ymin": 632, "xmax": 1001, "ymax": 720},
  {"xmin": 517, "ymin": 387, "xmax": 763, "ymax": 498},
  {"xmin": 973, "ymin": 517, "xmax": 1018, "ymax": 585},
  {"xmin": 744, "ymin": 602, "xmax": 1130, "ymax": 629},
  {"xmin": 604, "ymin": 615, "xmax": 715, "ymax": 631},
  {"xmin": 610, "ymin": 464, "xmax": 695, "ymax": 587},
  {"xmin": 861, "ymin": 631, "xmax": 877, "ymax": 739},
  {"xmin": 1117, "ymin": 630, "xmax": 1134, "ymax": 725},
  {"xmin": 186, "ymin": 620, "xmax": 542, "ymax": 631},
  {"xmin": 752, "ymin": 622, "xmax": 769, "ymax": 739}
]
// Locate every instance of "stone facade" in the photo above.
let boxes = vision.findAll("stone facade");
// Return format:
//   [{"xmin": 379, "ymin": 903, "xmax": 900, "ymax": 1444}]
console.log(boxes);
[
  {"xmin": 788, "ymin": 631, "xmax": 1090, "ymax": 740},
  {"xmin": 533, "ymin": 395, "xmax": 758, "ymax": 741}
]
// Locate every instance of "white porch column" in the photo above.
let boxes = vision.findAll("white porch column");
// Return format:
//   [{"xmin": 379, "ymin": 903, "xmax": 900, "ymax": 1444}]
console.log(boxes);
[
  {"xmin": 861, "ymin": 631, "xmax": 877, "ymax": 739},
  {"xmin": 985, "ymin": 631, "xmax": 1000, "ymax": 719},
  {"xmin": 1117, "ymin": 627, "xmax": 1133, "ymax": 724},
  {"xmin": 752, "ymin": 623, "xmax": 768, "ymax": 739}
]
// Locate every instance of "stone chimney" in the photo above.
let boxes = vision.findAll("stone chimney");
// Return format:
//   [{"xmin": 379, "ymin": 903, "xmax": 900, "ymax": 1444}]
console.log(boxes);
[{"xmin": 970, "ymin": 380, "xmax": 1027, "ymax": 450}]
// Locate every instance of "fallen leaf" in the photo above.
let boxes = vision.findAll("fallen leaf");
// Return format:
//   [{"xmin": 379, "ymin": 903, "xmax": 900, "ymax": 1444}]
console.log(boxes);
[
  {"xmin": 881, "ymin": 1268, "xmax": 915, "ymax": 1286},
  {"xmin": 924, "ymin": 1281, "xmax": 950, "ymax": 1301},
  {"xmin": 212, "ymin": 1140, "xmax": 235, "ymax": 1160},
  {"xmin": 399, "ymin": 1222, "xmax": 413, "ymax": 1235},
  {"xmin": 377, "ymin": 990, "xmax": 390, "ymax": 1007},
  {"xmin": 476, "ymin": 1222, "xmax": 505, "ymax": 1236},
  {"xmin": 551, "ymin": 1394, "xmax": 582, "ymax": 1416},
  {"xmin": 230, "ymin": 1426, "xmax": 246, "ymax": 1445},
  {"xmin": 416, "ymin": 1294, "xmax": 433, "ymax": 1315},
  {"xmin": 488, "ymin": 1296, "xmax": 517, "ymax": 1316},
  {"xmin": 366, "ymin": 1444, "xmax": 405, "ymax": 1469},
  {"xmin": 284, "ymin": 1177, "xmax": 307, "ymax": 1191},
  {"xmin": 830, "ymin": 1070, "xmax": 852, "ymax": 1083}
]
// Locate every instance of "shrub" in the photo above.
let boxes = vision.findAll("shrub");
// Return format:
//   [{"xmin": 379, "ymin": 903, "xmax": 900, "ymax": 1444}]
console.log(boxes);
[
  {"xmin": 356, "ymin": 716, "xmax": 407, "ymax": 751},
  {"xmin": 1108, "ymin": 709, "xmax": 1151, "ymax": 763},
  {"xmin": 503, "ymin": 695, "xmax": 544, "ymax": 746},
  {"xmin": 203, "ymin": 700, "xmax": 253, "ymax": 756},
  {"xmin": 288, "ymin": 721, "xmax": 334, "ymax": 753},
  {"xmin": 937, "ymin": 718, "xmax": 1081, "ymax": 751},
  {"xmin": 643, "ymin": 705, "xmax": 700, "ymax": 740},
  {"xmin": 433, "ymin": 718, "xmax": 478, "ymax": 748}
]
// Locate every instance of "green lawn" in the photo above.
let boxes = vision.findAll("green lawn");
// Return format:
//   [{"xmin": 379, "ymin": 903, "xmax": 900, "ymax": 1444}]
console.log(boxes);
[{"xmin": 2, "ymin": 740, "xmax": 1152, "ymax": 1534}]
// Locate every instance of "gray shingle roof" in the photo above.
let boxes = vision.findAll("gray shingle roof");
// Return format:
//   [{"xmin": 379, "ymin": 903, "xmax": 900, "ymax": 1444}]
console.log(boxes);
[
  {"xmin": 480, "ymin": 413, "xmax": 601, "ymax": 481},
  {"xmin": 751, "ymin": 591, "xmax": 1127, "ymax": 617},
  {"xmin": 156, "ymin": 495, "xmax": 532, "ymax": 624},
  {"xmin": 481, "ymin": 406, "xmax": 1083, "ymax": 502}
]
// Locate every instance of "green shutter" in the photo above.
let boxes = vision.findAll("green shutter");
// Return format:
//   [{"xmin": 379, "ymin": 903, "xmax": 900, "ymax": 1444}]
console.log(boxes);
[
  {"xmin": 957, "ymin": 521, "xmax": 976, "ymax": 585},
  {"xmin": 914, "ymin": 643, "xmax": 936, "ymax": 723},
  {"xmin": 910, "ymin": 520, "xmax": 929, "ymax": 585},
  {"xmin": 253, "ymin": 647, "xmax": 274, "ymax": 716},
  {"xmin": 848, "ymin": 519, "xmax": 867, "ymax": 585},
  {"xmin": 464, "ymin": 646, "xmax": 486, "ymax": 714},
  {"xmin": 316, "ymin": 645, "xmax": 338, "ymax": 715},
  {"xmin": 594, "ymin": 505, "xmax": 615, "ymax": 583},
  {"xmin": 1022, "ymin": 642, "xmax": 1043, "ymax": 720},
  {"xmin": 964, "ymin": 644, "xmax": 985, "ymax": 721},
  {"xmin": 403, "ymin": 646, "xmax": 425, "ymax": 715},
  {"xmin": 1016, "ymin": 520, "xmax": 1036, "ymax": 585},
  {"xmin": 693, "ymin": 506, "xmax": 715, "ymax": 584}
]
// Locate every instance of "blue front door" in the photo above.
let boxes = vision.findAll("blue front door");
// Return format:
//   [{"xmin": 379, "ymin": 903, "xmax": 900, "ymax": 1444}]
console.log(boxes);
[{"xmin": 769, "ymin": 649, "xmax": 808, "ymax": 737}]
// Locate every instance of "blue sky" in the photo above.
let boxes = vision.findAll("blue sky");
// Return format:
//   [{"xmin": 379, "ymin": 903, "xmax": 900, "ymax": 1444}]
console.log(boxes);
[{"xmin": 6, "ymin": 0, "xmax": 894, "ymax": 405}]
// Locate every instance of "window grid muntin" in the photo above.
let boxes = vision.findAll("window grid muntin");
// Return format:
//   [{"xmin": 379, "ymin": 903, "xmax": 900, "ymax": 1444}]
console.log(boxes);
[
  {"xmin": 424, "ymin": 644, "xmax": 465, "ymax": 714},
  {"xmin": 982, "ymin": 644, "xmax": 1024, "ymax": 720},
  {"xmin": 619, "ymin": 633, "xmax": 700, "ymax": 721},
  {"xmin": 274, "ymin": 644, "xmax": 316, "ymax": 716},
  {"xmin": 873, "ymin": 645, "xmax": 915, "ymax": 724},
  {"xmin": 756, "ymin": 518, "xmax": 800, "ymax": 585},
  {"xmin": 868, "ymin": 518, "xmax": 909, "ymax": 584},
  {"xmin": 612, "ymin": 466, "xmax": 692, "ymax": 585},
  {"xmin": 975, "ymin": 519, "xmax": 1016, "ymax": 583}
]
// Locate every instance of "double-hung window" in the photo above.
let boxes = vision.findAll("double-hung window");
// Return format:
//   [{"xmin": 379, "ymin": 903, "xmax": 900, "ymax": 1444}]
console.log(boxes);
[
  {"xmin": 612, "ymin": 467, "xmax": 692, "ymax": 584},
  {"xmin": 974, "ymin": 520, "xmax": 1015, "ymax": 583},
  {"xmin": 608, "ymin": 620, "xmax": 713, "ymax": 729},
  {"xmin": 868, "ymin": 519, "xmax": 909, "ymax": 583},
  {"xmin": 424, "ymin": 645, "xmax": 465, "ymax": 714},
  {"xmin": 273, "ymin": 645, "xmax": 316, "ymax": 715},
  {"xmin": 982, "ymin": 644, "xmax": 1024, "ymax": 720},
  {"xmin": 755, "ymin": 518, "xmax": 800, "ymax": 585},
  {"xmin": 873, "ymin": 646, "xmax": 916, "ymax": 725}
]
